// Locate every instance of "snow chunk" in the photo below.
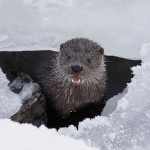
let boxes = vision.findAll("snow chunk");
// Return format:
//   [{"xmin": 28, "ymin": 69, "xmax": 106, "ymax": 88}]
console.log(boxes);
[
  {"xmin": 102, "ymin": 89, "xmax": 127, "ymax": 116},
  {"xmin": 9, "ymin": 73, "xmax": 41, "ymax": 103},
  {"xmin": 0, "ymin": 68, "xmax": 21, "ymax": 119}
]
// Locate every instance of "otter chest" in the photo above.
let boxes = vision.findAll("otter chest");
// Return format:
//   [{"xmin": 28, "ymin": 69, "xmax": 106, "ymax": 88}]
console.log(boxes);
[{"xmin": 61, "ymin": 85, "xmax": 101, "ymax": 105}]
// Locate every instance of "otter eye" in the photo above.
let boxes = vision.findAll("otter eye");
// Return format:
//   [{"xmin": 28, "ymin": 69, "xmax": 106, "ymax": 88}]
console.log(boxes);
[{"xmin": 87, "ymin": 58, "xmax": 91, "ymax": 63}]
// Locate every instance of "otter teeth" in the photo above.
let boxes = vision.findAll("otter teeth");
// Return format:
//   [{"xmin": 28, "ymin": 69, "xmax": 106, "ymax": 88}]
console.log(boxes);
[{"xmin": 71, "ymin": 77, "xmax": 81, "ymax": 85}]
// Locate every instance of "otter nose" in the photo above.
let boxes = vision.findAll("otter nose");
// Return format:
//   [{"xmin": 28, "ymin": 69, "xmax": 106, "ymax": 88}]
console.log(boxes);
[{"xmin": 71, "ymin": 65, "xmax": 83, "ymax": 73}]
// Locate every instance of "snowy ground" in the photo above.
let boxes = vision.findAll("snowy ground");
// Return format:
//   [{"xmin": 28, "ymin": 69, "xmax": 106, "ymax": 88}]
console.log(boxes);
[
  {"xmin": 0, "ymin": 68, "xmax": 21, "ymax": 119},
  {"xmin": 0, "ymin": 0, "xmax": 150, "ymax": 150},
  {"xmin": 0, "ymin": 0, "xmax": 150, "ymax": 58},
  {"xmin": 0, "ymin": 119, "xmax": 97, "ymax": 150}
]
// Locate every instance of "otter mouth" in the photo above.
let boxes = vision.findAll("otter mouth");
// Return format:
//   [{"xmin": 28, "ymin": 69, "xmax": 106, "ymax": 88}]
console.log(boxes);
[{"xmin": 71, "ymin": 76, "xmax": 82, "ymax": 85}]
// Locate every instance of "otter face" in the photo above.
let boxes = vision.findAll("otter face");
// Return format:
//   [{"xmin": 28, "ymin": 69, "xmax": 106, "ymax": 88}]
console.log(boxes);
[{"xmin": 58, "ymin": 38, "xmax": 104, "ymax": 85}]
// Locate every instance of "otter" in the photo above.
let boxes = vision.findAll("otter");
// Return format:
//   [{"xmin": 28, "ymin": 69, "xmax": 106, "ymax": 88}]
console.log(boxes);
[
  {"xmin": 0, "ymin": 38, "xmax": 141, "ymax": 128},
  {"xmin": 1, "ymin": 38, "xmax": 106, "ymax": 116},
  {"xmin": 47, "ymin": 38, "xmax": 106, "ymax": 115}
]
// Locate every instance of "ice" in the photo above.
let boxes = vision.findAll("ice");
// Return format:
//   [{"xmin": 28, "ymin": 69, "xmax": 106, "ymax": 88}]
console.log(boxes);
[
  {"xmin": 0, "ymin": 68, "xmax": 21, "ymax": 119},
  {"xmin": 0, "ymin": 0, "xmax": 150, "ymax": 58},
  {"xmin": 0, "ymin": 0, "xmax": 150, "ymax": 149},
  {"xmin": 0, "ymin": 119, "xmax": 97, "ymax": 150},
  {"xmin": 9, "ymin": 73, "xmax": 41, "ymax": 103},
  {"xmin": 0, "ymin": 34, "xmax": 9, "ymax": 42},
  {"xmin": 59, "ymin": 44, "xmax": 150, "ymax": 150},
  {"xmin": 102, "ymin": 89, "xmax": 127, "ymax": 116}
]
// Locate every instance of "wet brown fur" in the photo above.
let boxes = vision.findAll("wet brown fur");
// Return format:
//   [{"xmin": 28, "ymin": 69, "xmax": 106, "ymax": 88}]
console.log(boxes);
[{"xmin": 47, "ymin": 38, "xmax": 107, "ymax": 115}]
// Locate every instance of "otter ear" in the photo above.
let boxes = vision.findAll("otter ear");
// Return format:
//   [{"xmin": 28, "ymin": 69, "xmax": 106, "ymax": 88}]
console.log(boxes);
[
  {"xmin": 60, "ymin": 43, "xmax": 65, "ymax": 50},
  {"xmin": 100, "ymin": 47, "xmax": 104, "ymax": 54}
]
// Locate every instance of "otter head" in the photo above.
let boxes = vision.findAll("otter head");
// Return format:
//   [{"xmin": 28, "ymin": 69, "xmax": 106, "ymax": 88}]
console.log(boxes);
[{"xmin": 58, "ymin": 38, "xmax": 104, "ymax": 86}]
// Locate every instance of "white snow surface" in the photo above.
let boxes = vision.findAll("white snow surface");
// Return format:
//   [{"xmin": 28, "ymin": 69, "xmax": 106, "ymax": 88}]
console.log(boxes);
[
  {"xmin": 0, "ymin": 69, "xmax": 21, "ymax": 119},
  {"xmin": 0, "ymin": 0, "xmax": 150, "ymax": 58},
  {"xmin": 0, "ymin": 0, "xmax": 150, "ymax": 149},
  {"xmin": 59, "ymin": 44, "xmax": 150, "ymax": 150},
  {"xmin": 9, "ymin": 74, "xmax": 41, "ymax": 103},
  {"xmin": 0, "ymin": 119, "xmax": 97, "ymax": 150}
]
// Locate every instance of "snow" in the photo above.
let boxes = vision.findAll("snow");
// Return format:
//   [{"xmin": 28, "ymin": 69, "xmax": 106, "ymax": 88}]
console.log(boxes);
[
  {"xmin": 59, "ymin": 44, "xmax": 150, "ymax": 150},
  {"xmin": 0, "ymin": 0, "xmax": 150, "ymax": 149},
  {"xmin": 0, "ymin": 69, "xmax": 21, "ymax": 119},
  {"xmin": 102, "ymin": 89, "xmax": 127, "ymax": 116},
  {"xmin": 0, "ymin": 119, "xmax": 97, "ymax": 150},
  {"xmin": 0, "ymin": 0, "xmax": 150, "ymax": 58},
  {"xmin": 9, "ymin": 73, "xmax": 41, "ymax": 103}
]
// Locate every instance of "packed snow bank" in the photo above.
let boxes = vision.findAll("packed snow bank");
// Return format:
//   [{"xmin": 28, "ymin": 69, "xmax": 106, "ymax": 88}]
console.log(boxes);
[
  {"xmin": 0, "ymin": 0, "xmax": 150, "ymax": 58},
  {"xmin": 0, "ymin": 69, "xmax": 21, "ymax": 118},
  {"xmin": 59, "ymin": 44, "xmax": 150, "ymax": 150},
  {"xmin": 9, "ymin": 73, "xmax": 41, "ymax": 103},
  {"xmin": 0, "ymin": 119, "xmax": 97, "ymax": 150}
]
